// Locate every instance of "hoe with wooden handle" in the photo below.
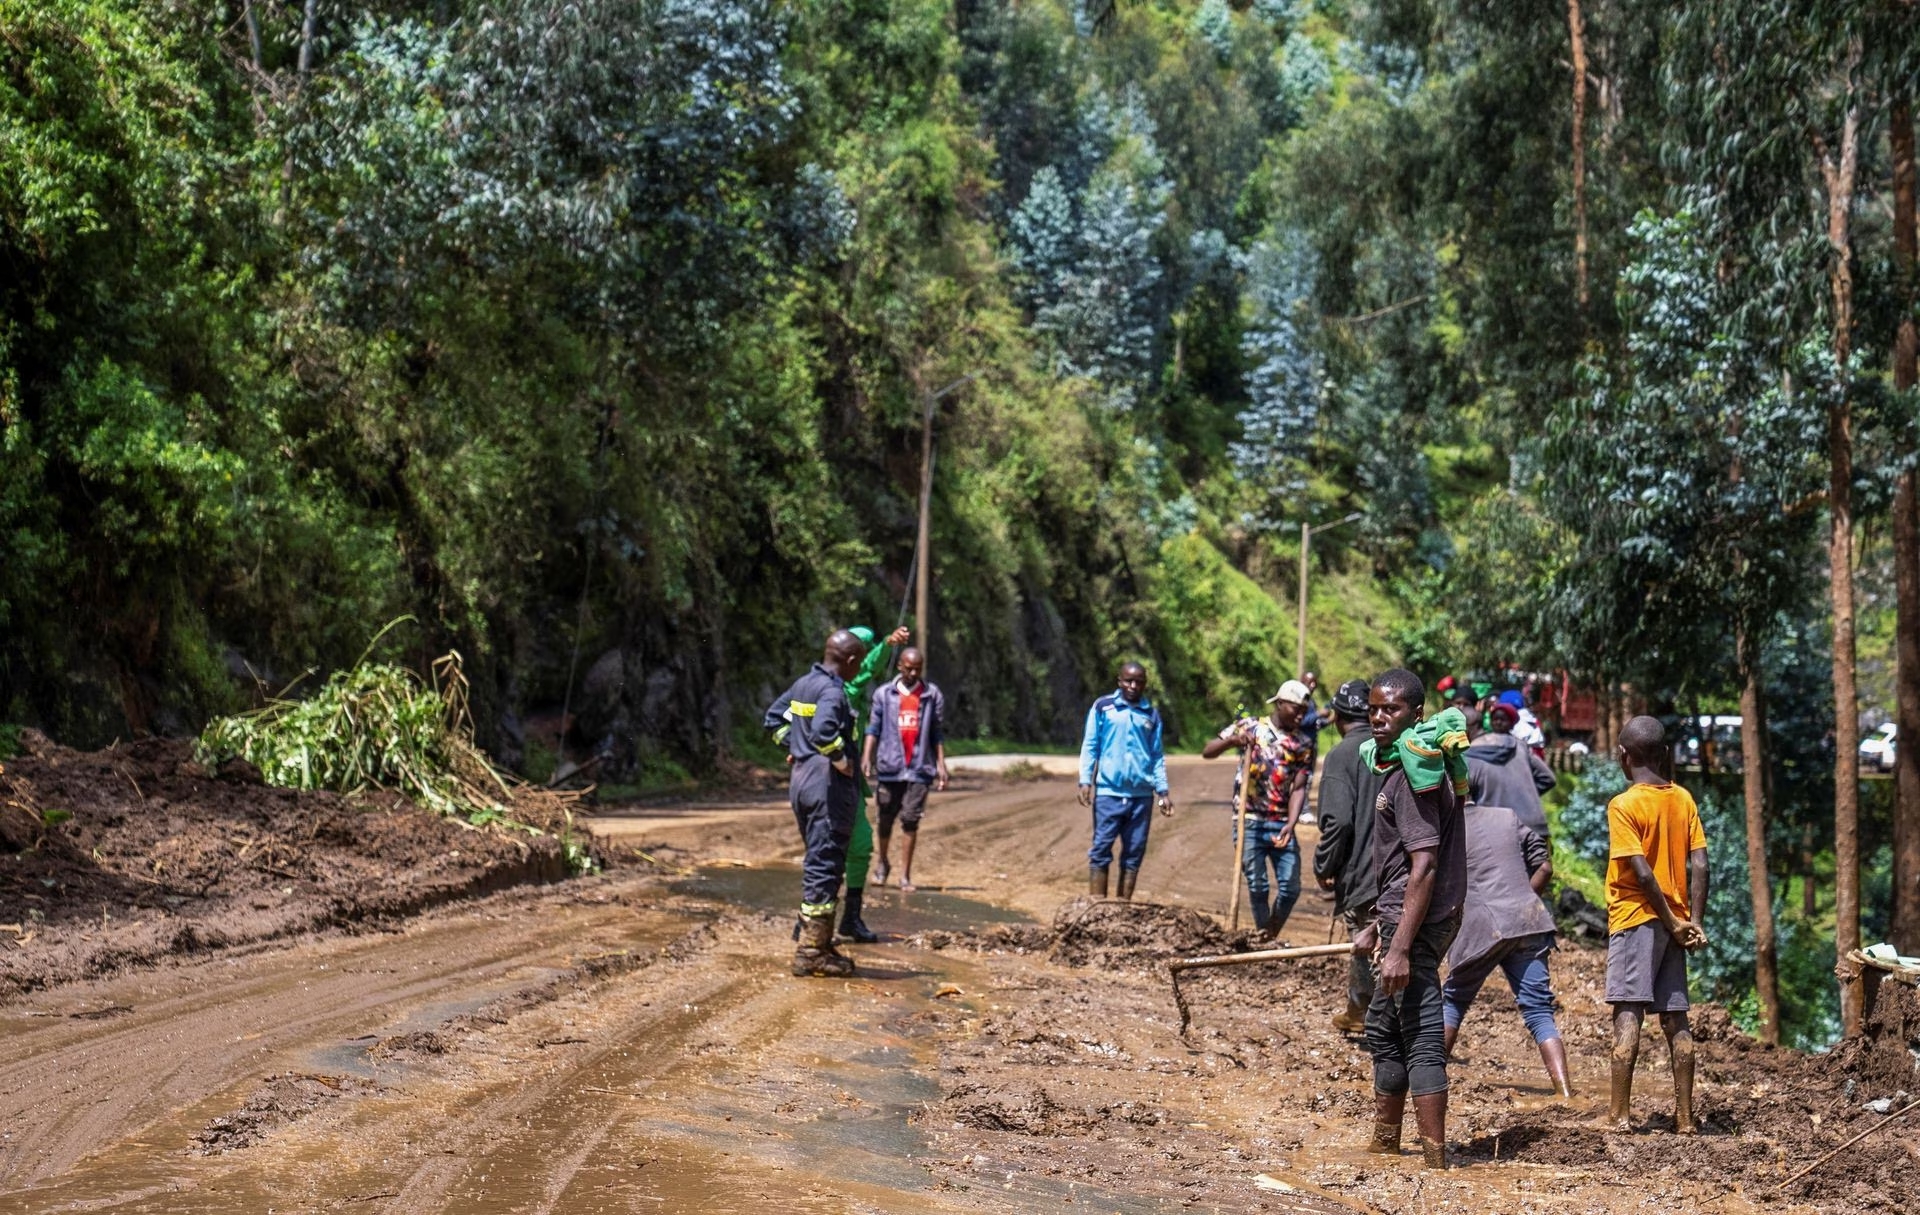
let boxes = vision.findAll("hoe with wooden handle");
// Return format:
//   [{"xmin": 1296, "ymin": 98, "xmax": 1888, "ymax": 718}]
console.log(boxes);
[{"xmin": 1170, "ymin": 942, "xmax": 1356, "ymax": 1035}]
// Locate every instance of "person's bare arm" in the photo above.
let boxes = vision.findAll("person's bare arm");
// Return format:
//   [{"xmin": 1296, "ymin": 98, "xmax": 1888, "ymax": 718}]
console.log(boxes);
[
  {"xmin": 1529, "ymin": 856, "xmax": 1553, "ymax": 895},
  {"xmin": 1378, "ymin": 848, "xmax": 1437, "ymax": 995},
  {"xmin": 1201, "ymin": 733, "xmax": 1243, "ymax": 760},
  {"xmin": 1626, "ymin": 855, "xmax": 1700, "ymax": 946},
  {"xmin": 1277, "ymin": 767, "xmax": 1308, "ymax": 849},
  {"xmin": 935, "ymin": 742, "xmax": 949, "ymax": 792},
  {"xmin": 1685, "ymin": 846, "xmax": 1710, "ymax": 948},
  {"xmin": 1521, "ymin": 823, "xmax": 1551, "ymax": 894},
  {"xmin": 862, "ymin": 734, "xmax": 877, "ymax": 784}
]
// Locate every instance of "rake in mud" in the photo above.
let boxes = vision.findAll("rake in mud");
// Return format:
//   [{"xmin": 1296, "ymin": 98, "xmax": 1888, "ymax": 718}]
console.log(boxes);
[{"xmin": 1169, "ymin": 942, "xmax": 1357, "ymax": 1035}]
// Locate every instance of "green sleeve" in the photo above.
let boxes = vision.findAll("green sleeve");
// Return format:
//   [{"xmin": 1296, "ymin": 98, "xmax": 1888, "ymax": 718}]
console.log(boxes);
[{"xmin": 846, "ymin": 636, "xmax": 891, "ymax": 700}]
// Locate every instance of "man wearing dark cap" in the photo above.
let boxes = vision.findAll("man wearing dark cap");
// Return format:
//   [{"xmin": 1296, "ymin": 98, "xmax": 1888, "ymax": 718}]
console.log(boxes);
[
  {"xmin": 764, "ymin": 630, "xmax": 868, "ymax": 977},
  {"xmin": 1466, "ymin": 700, "xmax": 1557, "ymax": 842},
  {"xmin": 1312, "ymin": 678, "xmax": 1387, "ymax": 1032}
]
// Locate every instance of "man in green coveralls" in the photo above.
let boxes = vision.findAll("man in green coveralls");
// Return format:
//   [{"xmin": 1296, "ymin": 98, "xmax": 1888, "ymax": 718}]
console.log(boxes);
[{"xmin": 838, "ymin": 624, "xmax": 910, "ymax": 942}]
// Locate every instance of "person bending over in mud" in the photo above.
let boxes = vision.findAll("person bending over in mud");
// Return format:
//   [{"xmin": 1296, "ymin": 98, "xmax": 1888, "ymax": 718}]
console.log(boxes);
[
  {"xmin": 764, "ymin": 630, "xmax": 867, "ymax": 978},
  {"xmin": 1441, "ymin": 801, "xmax": 1571, "ymax": 1097},
  {"xmin": 1356, "ymin": 668, "xmax": 1468, "ymax": 1169},
  {"xmin": 1604, "ymin": 715, "xmax": 1709, "ymax": 1134},
  {"xmin": 1077, "ymin": 662, "xmax": 1172, "ymax": 900}
]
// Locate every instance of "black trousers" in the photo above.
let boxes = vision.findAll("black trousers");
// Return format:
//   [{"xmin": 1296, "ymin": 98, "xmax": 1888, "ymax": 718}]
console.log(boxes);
[{"xmin": 1365, "ymin": 911, "xmax": 1460, "ymax": 1097}]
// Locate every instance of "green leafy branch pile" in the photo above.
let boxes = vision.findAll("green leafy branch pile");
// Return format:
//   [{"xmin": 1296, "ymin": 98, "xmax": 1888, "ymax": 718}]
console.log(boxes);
[{"xmin": 196, "ymin": 647, "xmax": 593, "ymax": 870}]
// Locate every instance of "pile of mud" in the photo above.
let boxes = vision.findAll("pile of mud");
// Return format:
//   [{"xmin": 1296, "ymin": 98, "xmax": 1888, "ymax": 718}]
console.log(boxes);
[
  {"xmin": 908, "ymin": 899, "xmax": 1252, "ymax": 969},
  {"xmin": 1831, "ymin": 978, "xmax": 1920, "ymax": 1098},
  {"xmin": 1046, "ymin": 897, "xmax": 1243, "ymax": 968},
  {"xmin": 0, "ymin": 732, "xmax": 567, "ymax": 998}
]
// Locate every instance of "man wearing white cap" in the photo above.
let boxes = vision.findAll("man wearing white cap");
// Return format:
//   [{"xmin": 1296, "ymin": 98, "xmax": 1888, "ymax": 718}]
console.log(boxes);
[{"xmin": 1202, "ymin": 679, "xmax": 1315, "ymax": 938}]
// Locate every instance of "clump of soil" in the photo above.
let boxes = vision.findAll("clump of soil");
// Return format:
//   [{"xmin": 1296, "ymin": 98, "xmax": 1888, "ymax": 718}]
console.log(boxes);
[
  {"xmin": 193, "ymin": 1072, "xmax": 379, "ymax": 1154},
  {"xmin": 368, "ymin": 1031, "xmax": 450, "ymax": 1059},
  {"xmin": 0, "ymin": 731, "xmax": 569, "ymax": 999},
  {"xmin": 904, "ymin": 924, "xmax": 1053, "ymax": 954},
  {"xmin": 1831, "ymin": 978, "xmax": 1920, "ymax": 1097},
  {"xmin": 942, "ymin": 1083, "xmax": 1104, "ymax": 1135},
  {"xmin": 1046, "ymin": 897, "xmax": 1238, "ymax": 968}
]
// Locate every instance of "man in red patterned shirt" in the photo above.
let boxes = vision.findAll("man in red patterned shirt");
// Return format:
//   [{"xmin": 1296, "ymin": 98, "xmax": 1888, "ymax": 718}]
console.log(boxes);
[{"xmin": 1202, "ymin": 680, "xmax": 1315, "ymax": 939}]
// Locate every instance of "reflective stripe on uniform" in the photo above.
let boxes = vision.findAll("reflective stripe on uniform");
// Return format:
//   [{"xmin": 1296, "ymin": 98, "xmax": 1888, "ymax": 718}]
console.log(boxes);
[
  {"xmin": 800, "ymin": 900, "xmax": 836, "ymax": 917},
  {"xmin": 788, "ymin": 702, "xmax": 818, "ymax": 717}
]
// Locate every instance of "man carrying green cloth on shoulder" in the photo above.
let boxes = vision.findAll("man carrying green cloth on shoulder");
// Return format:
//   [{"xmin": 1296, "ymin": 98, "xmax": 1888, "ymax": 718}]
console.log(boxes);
[
  {"xmin": 1356, "ymin": 671, "xmax": 1470, "ymax": 1170},
  {"xmin": 837, "ymin": 624, "xmax": 910, "ymax": 943}
]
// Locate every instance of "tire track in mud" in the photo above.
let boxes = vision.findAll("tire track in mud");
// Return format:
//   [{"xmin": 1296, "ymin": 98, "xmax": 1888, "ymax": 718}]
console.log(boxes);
[{"xmin": 0, "ymin": 878, "xmax": 701, "ymax": 1204}]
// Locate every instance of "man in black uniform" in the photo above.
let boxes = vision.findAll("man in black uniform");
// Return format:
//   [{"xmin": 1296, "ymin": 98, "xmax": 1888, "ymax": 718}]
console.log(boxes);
[{"xmin": 765, "ymin": 629, "xmax": 867, "ymax": 978}]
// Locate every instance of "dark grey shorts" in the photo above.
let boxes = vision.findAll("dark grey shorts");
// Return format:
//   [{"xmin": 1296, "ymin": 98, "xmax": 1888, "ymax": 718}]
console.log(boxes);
[
  {"xmin": 875, "ymin": 780, "xmax": 930, "ymax": 832},
  {"xmin": 1605, "ymin": 921, "xmax": 1690, "ymax": 1011}
]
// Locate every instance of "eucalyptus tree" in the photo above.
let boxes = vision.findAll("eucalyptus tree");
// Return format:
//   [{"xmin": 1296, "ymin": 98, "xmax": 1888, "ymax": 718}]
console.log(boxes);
[
  {"xmin": 1543, "ymin": 206, "xmax": 1827, "ymax": 1043},
  {"xmin": 1660, "ymin": 0, "xmax": 1920, "ymax": 1034}
]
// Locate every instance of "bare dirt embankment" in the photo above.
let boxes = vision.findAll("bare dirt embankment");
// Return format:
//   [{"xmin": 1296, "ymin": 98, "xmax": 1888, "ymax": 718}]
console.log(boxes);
[
  {"xmin": 0, "ymin": 751, "xmax": 1911, "ymax": 1214},
  {"xmin": 0, "ymin": 730, "xmax": 567, "ymax": 999}
]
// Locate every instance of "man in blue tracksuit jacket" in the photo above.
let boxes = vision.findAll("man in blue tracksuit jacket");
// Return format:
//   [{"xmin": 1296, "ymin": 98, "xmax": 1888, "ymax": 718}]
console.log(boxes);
[
  {"xmin": 1077, "ymin": 661, "xmax": 1174, "ymax": 900},
  {"xmin": 764, "ymin": 629, "xmax": 867, "ymax": 978}
]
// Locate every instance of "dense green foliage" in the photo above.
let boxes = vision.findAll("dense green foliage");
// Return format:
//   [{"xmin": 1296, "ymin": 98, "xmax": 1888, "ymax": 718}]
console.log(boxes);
[{"xmin": 0, "ymin": 0, "xmax": 1405, "ymax": 758}]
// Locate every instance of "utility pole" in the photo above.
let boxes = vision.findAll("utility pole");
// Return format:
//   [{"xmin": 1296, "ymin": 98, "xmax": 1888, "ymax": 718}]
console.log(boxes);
[
  {"xmin": 1296, "ymin": 513, "xmax": 1363, "ymax": 677},
  {"xmin": 914, "ymin": 375, "xmax": 974, "ymax": 663}
]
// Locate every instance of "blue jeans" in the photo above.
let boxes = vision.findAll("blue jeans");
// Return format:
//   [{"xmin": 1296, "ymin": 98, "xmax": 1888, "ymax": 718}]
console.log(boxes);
[
  {"xmin": 1088, "ymin": 795, "xmax": 1154, "ymax": 871},
  {"xmin": 1238, "ymin": 817, "xmax": 1301, "ymax": 934},
  {"xmin": 1442, "ymin": 931, "xmax": 1561, "ymax": 1043}
]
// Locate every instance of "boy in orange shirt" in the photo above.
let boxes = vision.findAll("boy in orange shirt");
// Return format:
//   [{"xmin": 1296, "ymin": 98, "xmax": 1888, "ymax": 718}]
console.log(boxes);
[{"xmin": 1604, "ymin": 715, "xmax": 1709, "ymax": 1134}]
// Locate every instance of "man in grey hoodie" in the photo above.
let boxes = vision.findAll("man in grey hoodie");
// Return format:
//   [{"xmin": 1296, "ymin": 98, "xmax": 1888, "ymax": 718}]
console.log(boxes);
[{"xmin": 1465, "ymin": 701, "xmax": 1557, "ymax": 841}]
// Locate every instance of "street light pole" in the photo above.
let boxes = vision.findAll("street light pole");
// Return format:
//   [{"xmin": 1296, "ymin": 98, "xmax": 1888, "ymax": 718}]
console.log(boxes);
[
  {"xmin": 1296, "ymin": 512, "xmax": 1364, "ymax": 677},
  {"xmin": 914, "ymin": 374, "xmax": 975, "ymax": 663}
]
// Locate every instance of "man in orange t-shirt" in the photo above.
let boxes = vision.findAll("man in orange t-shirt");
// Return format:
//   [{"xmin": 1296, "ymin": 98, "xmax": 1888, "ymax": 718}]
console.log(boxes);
[{"xmin": 1603, "ymin": 715, "xmax": 1709, "ymax": 1135}]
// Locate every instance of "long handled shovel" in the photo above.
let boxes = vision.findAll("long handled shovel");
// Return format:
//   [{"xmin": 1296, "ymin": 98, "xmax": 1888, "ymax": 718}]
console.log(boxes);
[
  {"xmin": 1170, "ymin": 942, "xmax": 1354, "ymax": 1034},
  {"xmin": 1225, "ymin": 745, "xmax": 1252, "ymax": 930}
]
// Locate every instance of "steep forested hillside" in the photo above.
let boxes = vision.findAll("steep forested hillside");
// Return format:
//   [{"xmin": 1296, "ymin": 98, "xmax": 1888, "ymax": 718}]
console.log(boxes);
[{"xmin": 2, "ymin": 0, "xmax": 1431, "ymax": 759}]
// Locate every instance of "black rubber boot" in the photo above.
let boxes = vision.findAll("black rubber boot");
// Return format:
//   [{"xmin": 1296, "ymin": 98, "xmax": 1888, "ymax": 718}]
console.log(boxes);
[
  {"xmin": 1089, "ymin": 866, "xmax": 1110, "ymax": 897},
  {"xmin": 1116, "ymin": 868, "xmax": 1139, "ymax": 900},
  {"xmin": 839, "ymin": 887, "xmax": 879, "ymax": 943},
  {"xmin": 792, "ymin": 911, "xmax": 856, "ymax": 978}
]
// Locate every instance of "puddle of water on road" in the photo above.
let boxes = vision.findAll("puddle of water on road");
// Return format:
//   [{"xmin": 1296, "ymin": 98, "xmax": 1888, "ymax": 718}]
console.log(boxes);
[{"xmin": 671, "ymin": 864, "xmax": 1031, "ymax": 935}]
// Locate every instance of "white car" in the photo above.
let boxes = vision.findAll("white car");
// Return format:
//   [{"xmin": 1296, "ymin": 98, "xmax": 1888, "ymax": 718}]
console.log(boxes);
[{"xmin": 1860, "ymin": 722, "xmax": 1897, "ymax": 773}]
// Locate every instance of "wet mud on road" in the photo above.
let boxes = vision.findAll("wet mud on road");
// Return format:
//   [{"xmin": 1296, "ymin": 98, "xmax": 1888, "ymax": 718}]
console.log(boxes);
[{"xmin": 0, "ymin": 756, "xmax": 1913, "ymax": 1212}]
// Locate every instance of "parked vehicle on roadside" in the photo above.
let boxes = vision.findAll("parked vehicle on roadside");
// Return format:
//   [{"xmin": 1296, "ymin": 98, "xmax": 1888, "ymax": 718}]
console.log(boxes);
[{"xmin": 1860, "ymin": 722, "xmax": 1897, "ymax": 773}]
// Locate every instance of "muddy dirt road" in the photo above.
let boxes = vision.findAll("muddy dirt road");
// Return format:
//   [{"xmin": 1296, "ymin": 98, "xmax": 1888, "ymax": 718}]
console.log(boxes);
[{"xmin": 1, "ymin": 756, "xmax": 1912, "ymax": 1213}]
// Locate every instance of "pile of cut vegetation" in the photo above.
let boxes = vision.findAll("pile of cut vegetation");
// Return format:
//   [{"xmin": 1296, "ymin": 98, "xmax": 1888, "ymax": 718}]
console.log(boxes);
[
  {"xmin": 196, "ymin": 648, "xmax": 593, "ymax": 873},
  {"xmin": 0, "ymin": 645, "xmax": 601, "ymax": 998}
]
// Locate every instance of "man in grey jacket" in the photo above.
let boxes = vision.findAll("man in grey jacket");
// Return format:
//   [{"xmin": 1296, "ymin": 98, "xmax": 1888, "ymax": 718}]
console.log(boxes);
[
  {"xmin": 862, "ymin": 647, "xmax": 948, "ymax": 893},
  {"xmin": 1311, "ymin": 679, "xmax": 1386, "ymax": 1034},
  {"xmin": 1465, "ymin": 701, "xmax": 1557, "ymax": 840}
]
